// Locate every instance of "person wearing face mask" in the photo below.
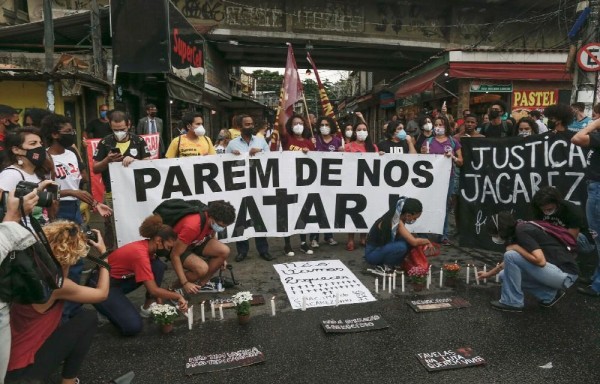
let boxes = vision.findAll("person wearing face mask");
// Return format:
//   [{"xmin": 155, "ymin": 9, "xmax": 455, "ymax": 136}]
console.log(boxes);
[
  {"xmin": 478, "ymin": 211, "xmax": 579, "ymax": 312},
  {"xmin": 377, "ymin": 121, "xmax": 417, "ymax": 154},
  {"xmin": 164, "ymin": 200, "xmax": 236, "ymax": 295},
  {"xmin": 136, "ymin": 103, "xmax": 164, "ymax": 156},
  {"xmin": 93, "ymin": 111, "xmax": 151, "ymax": 249},
  {"xmin": 415, "ymin": 116, "xmax": 434, "ymax": 151},
  {"xmin": 342, "ymin": 122, "xmax": 354, "ymax": 146},
  {"xmin": 165, "ymin": 112, "xmax": 215, "ymax": 158},
  {"xmin": 423, "ymin": 116, "xmax": 463, "ymax": 246},
  {"xmin": 365, "ymin": 197, "xmax": 430, "ymax": 267},
  {"xmin": 479, "ymin": 101, "xmax": 513, "ymax": 138},
  {"xmin": 544, "ymin": 103, "xmax": 576, "ymax": 140},
  {"xmin": 84, "ymin": 104, "xmax": 112, "ymax": 140},
  {"xmin": 515, "ymin": 117, "xmax": 539, "ymax": 138},
  {"xmin": 214, "ymin": 128, "xmax": 232, "ymax": 154},
  {"xmin": 87, "ymin": 214, "xmax": 188, "ymax": 336}
]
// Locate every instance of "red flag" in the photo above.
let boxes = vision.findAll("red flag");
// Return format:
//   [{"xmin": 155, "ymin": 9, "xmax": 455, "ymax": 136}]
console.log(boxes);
[
  {"xmin": 306, "ymin": 52, "xmax": 336, "ymax": 119},
  {"xmin": 275, "ymin": 43, "xmax": 303, "ymax": 128}
]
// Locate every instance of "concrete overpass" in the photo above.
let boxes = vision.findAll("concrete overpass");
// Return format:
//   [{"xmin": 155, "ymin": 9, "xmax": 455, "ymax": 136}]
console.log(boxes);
[{"xmin": 174, "ymin": 0, "xmax": 570, "ymax": 72}]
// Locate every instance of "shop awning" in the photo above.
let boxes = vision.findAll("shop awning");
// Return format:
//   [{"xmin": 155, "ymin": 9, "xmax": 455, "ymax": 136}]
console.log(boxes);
[
  {"xmin": 448, "ymin": 63, "xmax": 571, "ymax": 81},
  {"xmin": 394, "ymin": 67, "xmax": 447, "ymax": 98},
  {"xmin": 167, "ymin": 74, "xmax": 203, "ymax": 104}
]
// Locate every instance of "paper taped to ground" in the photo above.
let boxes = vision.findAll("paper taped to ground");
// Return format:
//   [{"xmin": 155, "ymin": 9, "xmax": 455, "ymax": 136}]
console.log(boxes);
[
  {"xmin": 417, "ymin": 347, "xmax": 486, "ymax": 372},
  {"xmin": 407, "ymin": 297, "xmax": 471, "ymax": 312},
  {"xmin": 274, "ymin": 260, "xmax": 376, "ymax": 309},
  {"xmin": 539, "ymin": 362, "xmax": 553, "ymax": 369},
  {"xmin": 185, "ymin": 347, "xmax": 265, "ymax": 375},
  {"xmin": 322, "ymin": 314, "xmax": 389, "ymax": 333}
]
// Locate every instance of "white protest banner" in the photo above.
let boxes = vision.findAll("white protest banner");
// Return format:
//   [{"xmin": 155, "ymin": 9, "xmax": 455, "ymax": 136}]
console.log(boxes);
[
  {"xmin": 273, "ymin": 260, "xmax": 376, "ymax": 309},
  {"xmin": 110, "ymin": 151, "xmax": 451, "ymax": 246}
]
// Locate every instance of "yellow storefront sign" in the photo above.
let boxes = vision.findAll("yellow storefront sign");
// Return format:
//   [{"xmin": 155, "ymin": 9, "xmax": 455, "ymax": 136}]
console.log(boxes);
[{"xmin": 512, "ymin": 90, "xmax": 558, "ymax": 109}]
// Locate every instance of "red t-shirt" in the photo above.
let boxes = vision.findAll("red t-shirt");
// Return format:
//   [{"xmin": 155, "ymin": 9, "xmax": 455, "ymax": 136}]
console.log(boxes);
[
  {"xmin": 172, "ymin": 212, "xmax": 213, "ymax": 246},
  {"xmin": 344, "ymin": 141, "xmax": 379, "ymax": 153},
  {"xmin": 282, "ymin": 135, "xmax": 315, "ymax": 151},
  {"xmin": 9, "ymin": 301, "xmax": 64, "ymax": 371},
  {"xmin": 108, "ymin": 240, "xmax": 154, "ymax": 283}
]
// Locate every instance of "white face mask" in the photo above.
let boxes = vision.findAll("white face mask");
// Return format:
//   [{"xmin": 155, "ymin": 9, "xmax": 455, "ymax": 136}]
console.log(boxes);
[
  {"xmin": 113, "ymin": 130, "xmax": 127, "ymax": 141},
  {"xmin": 319, "ymin": 125, "xmax": 331, "ymax": 136},
  {"xmin": 293, "ymin": 124, "xmax": 304, "ymax": 135},
  {"xmin": 194, "ymin": 125, "xmax": 206, "ymax": 136},
  {"xmin": 423, "ymin": 123, "xmax": 433, "ymax": 131},
  {"xmin": 491, "ymin": 236, "xmax": 504, "ymax": 245},
  {"xmin": 542, "ymin": 208, "xmax": 556, "ymax": 216},
  {"xmin": 345, "ymin": 130, "xmax": 353, "ymax": 138},
  {"xmin": 356, "ymin": 130, "xmax": 368, "ymax": 141},
  {"xmin": 434, "ymin": 127, "xmax": 446, "ymax": 136}
]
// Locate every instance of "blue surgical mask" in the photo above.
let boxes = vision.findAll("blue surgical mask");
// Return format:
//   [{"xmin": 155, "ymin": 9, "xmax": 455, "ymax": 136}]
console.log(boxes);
[
  {"xmin": 396, "ymin": 130, "xmax": 407, "ymax": 140},
  {"xmin": 100, "ymin": 111, "xmax": 108, "ymax": 119},
  {"xmin": 211, "ymin": 222, "xmax": 225, "ymax": 233}
]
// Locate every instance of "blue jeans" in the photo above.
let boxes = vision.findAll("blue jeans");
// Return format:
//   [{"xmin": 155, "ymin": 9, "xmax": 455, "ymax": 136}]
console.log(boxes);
[
  {"xmin": 89, "ymin": 258, "xmax": 166, "ymax": 336},
  {"xmin": 498, "ymin": 250, "xmax": 578, "ymax": 307},
  {"xmin": 236, "ymin": 237, "xmax": 269, "ymax": 255},
  {"xmin": 587, "ymin": 182, "xmax": 600, "ymax": 292},
  {"xmin": 364, "ymin": 238, "xmax": 409, "ymax": 266}
]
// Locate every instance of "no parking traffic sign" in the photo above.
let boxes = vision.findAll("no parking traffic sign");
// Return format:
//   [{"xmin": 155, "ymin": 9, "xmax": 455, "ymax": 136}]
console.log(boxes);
[{"xmin": 577, "ymin": 43, "xmax": 600, "ymax": 71}]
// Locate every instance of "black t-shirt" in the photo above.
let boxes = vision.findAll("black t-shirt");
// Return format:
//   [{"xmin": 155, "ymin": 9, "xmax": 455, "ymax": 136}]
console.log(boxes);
[
  {"xmin": 415, "ymin": 133, "xmax": 433, "ymax": 152},
  {"xmin": 377, "ymin": 139, "xmax": 410, "ymax": 154},
  {"xmin": 86, "ymin": 118, "xmax": 112, "ymax": 139},
  {"xmin": 481, "ymin": 120, "xmax": 512, "ymax": 138},
  {"xmin": 535, "ymin": 200, "xmax": 586, "ymax": 231},
  {"xmin": 93, "ymin": 134, "xmax": 150, "ymax": 192},
  {"xmin": 586, "ymin": 132, "xmax": 600, "ymax": 182},
  {"xmin": 549, "ymin": 129, "xmax": 575, "ymax": 141},
  {"xmin": 516, "ymin": 223, "xmax": 579, "ymax": 275}
]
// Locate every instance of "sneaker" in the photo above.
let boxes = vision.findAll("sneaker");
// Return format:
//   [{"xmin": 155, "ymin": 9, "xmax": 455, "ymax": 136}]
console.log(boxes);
[
  {"xmin": 310, "ymin": 240, "xmax": 320, "ymax": 248},
  {"xmin": 284, "ymin": 245, "xmax": 295, "ymax": 257},
  {"xmin": 300, "ymin": 242, "xmax": 314, "ymax": 255},
  {"xmin": 577, "ymin": 286, "xmax": 600, "ymax": 297},
  {"xmin": 200, "ymin": 281, "xmax": 219, "ymax": 292},
  {"xmin": 326, "ymin": 238, "xmax": 338, "ymax": 246},
  {"xmin": 539, "ymin": 290, "xmax": 566, "ymax": 308},
  {"xmin": 260, "ymin": 252, "xmax": 275, "ymax": 261},
  {"xmin": 140, "ymin": 302, "xmax": 157, "ymax": 318},
  {"xmin": 490, "ymin": 300, "xmax": 523, "ymax": 313}
]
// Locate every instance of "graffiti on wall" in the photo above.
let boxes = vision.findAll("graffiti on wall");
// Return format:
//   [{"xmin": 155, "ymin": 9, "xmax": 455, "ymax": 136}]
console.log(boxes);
[
  {"xmin": 296, "ymin": 1, "xmax": 364, "ymax": 32},
  {"xmin": 176, "ymin": 0, "xmax": 284, "ymax": 28}
]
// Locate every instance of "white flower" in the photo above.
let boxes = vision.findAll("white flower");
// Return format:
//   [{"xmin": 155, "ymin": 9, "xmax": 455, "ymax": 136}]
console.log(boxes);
[{"xmin": 231, "ymin": 291, "xmax": 253, "ymax": 305}]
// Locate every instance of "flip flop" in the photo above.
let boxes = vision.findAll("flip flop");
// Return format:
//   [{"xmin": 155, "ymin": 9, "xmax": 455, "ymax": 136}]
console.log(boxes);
[{"xmin": 346, "ymin": 242, "xmax": 355, "ymax": 251}]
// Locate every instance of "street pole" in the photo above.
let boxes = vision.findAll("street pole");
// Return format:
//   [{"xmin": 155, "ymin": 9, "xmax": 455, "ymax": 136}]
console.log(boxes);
[
  {"xmin": 43, "ymin": 0, "xmax": 55, "ymax": 112},
  {"xmin": 572, "ymin": 0, "xmax": 600, "ymax": 112}
]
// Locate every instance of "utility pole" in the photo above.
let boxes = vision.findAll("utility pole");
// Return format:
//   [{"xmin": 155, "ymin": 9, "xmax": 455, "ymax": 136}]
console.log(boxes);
[
  {"xmin": 43, "ymin": 0, "xmax": 55, "ymax": 112},
  {"xmin": 571, "ymin": 0, "xmax": 600, "ymax": 113}
]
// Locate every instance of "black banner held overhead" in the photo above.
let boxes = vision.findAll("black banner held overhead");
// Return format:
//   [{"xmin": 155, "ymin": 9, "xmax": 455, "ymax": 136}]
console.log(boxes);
[
  {"xmin": 417, "ymin": 347, "xmax": 486, "ymax": 372},
  {"xmin": 185, "ymin": 347, "xmax": 265, "ymax": 375},
  {"xmin": 459, "ymin": 134, "xmax": 588, "ymax": 251},
  {"xmin": 322, "ymin": 314, "xmax": 389, "ymax": 333}
]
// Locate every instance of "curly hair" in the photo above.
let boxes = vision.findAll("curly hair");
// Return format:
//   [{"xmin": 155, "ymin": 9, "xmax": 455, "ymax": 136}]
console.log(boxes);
[
  {"xmin": 42, "ymin": 220, "xmax": 89, "ymax": 267},
  {"xmin": 207, "ymin": 200, "xmax": 236, "ymax": 225},
  {"xmin": 317, "ymin": 116, "xmax": 339, "ymax": 134},
  {"xmin": 40, "ymin": 113, "xmax": 72, "ymax": 145},
  {"xmin": 139, "ymin": 214, "xmax": 177, "ymax": 240},
  {"xmin": 544, "ymin": 104, "xmax": 574, "ymax": 127},
  {"xmin": 285, "ymin": 114, "xmax": 311, "ymax": 138}
]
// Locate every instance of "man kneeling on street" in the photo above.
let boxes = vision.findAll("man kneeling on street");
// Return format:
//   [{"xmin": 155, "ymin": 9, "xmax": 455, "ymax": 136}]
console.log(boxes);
[
  {"xmin": 479, "ymin": 212, "xmax": 579, "ymax": 312},
  {"xmin": 168, "ymin": 201, "xmax": 236, "ymax": 294}
]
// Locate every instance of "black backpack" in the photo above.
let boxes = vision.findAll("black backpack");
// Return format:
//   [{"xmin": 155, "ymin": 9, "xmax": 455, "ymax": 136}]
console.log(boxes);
[{"xmin": 153, "ymin": 199, "xmax": 208, "ymax": 229}]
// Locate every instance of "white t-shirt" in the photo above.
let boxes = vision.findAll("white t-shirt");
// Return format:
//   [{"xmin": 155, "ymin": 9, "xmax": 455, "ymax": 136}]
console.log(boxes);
[
  {"xmin": 0, "ymin": 166, "xmax": 42, "ymax": 192},
  {"xmin": 50, "ymin": 149, "xmax": 81, "ymax": 201}
]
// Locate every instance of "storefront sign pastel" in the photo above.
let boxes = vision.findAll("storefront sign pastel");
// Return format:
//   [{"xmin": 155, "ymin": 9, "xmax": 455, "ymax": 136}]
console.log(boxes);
[
  {"xmin": 512, "ymin": 90, "xmax": 558, "ymax": 109},
  {"xmin": 407, "ymin": 297, "xmax": 470, "ymax": 312},
  {"xmin": 321, "ymin": 314, "xmax": 389, "ymax": 333},
  {"xmin": 185, "ymin": 347, "xmax": 265, "ymax": 375},
  {"xmin": 417, "ymin": 347, "xmax": 486, "ymax": 371}
]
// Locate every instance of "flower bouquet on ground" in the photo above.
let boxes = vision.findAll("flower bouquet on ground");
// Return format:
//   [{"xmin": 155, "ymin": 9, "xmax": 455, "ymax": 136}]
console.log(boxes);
[
  {"xmin": 231, "ymin": 291, "xmax": 253, "ymax": 324},
  {"xmin": 149, "ymin": 304, "xmax": 179, "ymax": 333},
  {"xmin": 407, "ymin": 266, "xmax": 428, "ymax": 291},
  {"xmin": 443, "ymin": 263, "xmax": 461, "ymax": 278}
]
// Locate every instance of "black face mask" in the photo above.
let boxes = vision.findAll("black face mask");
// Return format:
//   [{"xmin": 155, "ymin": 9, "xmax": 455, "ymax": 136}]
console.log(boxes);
[
  {"xmin": 489, "ymin": 110, "xmax": 501, "ymax": 119},
  {"xmin": 57, "ymin": 133, "xmax": 76, "ymax": 148},
  {"xmin": 6, "ymin": 122, "xmax": 20, "ymax": 131},
  {"xmin": 547, "ymin": 120, "xmax": 556, "ymax": 130},
  {"xmin": 149, "ymin": 112, "xmax": 157, "ymax": 118},
  {"xmin": 155, "ymin": 247, "xmax": 171, "ymax": 258},
  {"xmin": 24, "ymin": 146, "xmax": 47, "ymax": 167},
  {"xmin": 241, "ymin": 128, "xmax": 253, "ymax": 137}
]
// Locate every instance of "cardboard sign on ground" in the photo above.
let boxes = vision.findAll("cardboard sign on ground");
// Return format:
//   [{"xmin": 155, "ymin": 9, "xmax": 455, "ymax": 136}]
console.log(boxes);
[
  {"xmin": 209, "ymin": 295, "xmax": 265, "ymax": 309},
  {"xmin": 185, "ymin": 347, "xmax": 265, "ymax": 375},
  {"xmin": 322, "ymin": 314, "xmax": 389, "ymax": 333},
  {"xmin": 417, "ymin": 347, "xmax": 486, "ymax": 372},
  {"xmin": 407, "ymin": 297, "xmax": 471, "ymax": 313}
]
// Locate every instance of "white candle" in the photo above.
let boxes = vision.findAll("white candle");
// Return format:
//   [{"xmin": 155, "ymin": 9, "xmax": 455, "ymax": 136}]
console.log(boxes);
[
  {"xmin": 201, "ymin": 301, "xmax": 205, "ymax": 323},
  {"xmin": 401, "ymin": 272, "xmax": 405, "ymax": 293},
  {"xmin": 474, "ymin": 266, "xmax": 480, "ymax": 285},
  {"xmin": 483, "ymin": 265, "xmax": 488, "ymax": 284},
  {"xmin": 466, "ymin": 265, "xmax": 470, "ymax": 285},
  {"xmin": 495, "ymin": 263, "xmax": 500, "ymax": 283},
  {"xmin": 388, "ymin": 275, "xmax": 392, "ymax": 294},
  {"xmin": 335, "ymin": 292, "xmax": 340, "ymax": 306},
  {"xmin": 302, "ymin": 296, "xmax": 307, "ymax": 311},
  {"xmin": 439, "ymin": 268, "xmax": 443, "ymax": 288},
  {"xmin": 382, "ymin": 272, "xmax": 386, "ymax": 291},
  {"xmin": 219, "ymin": 304, "xmax": 224, "ymax": 320},
  {"xmin": 375, "ymin": 277, "xmax": 379, "ymax": 293},
  {"xmin": 427, "ymin": 266, "xmax": 432, "ymax": 288},
  {"xmin": 188, "ymin": 306, "xmax": 193, "ymax": 330},
  {"xmin": 210, "ymin": 301, "xmax": 215, "ymax": 319},
  {"xmin": 426, "ymin": 140, "xmax": 430, "ymax": 153},
  {"xmin": 271, "ymin": 296, "xmax": 276, "ymax": 316},
  {"xmin": 392, "ymin": 271, "xmax": 397, "ymax": 290}
]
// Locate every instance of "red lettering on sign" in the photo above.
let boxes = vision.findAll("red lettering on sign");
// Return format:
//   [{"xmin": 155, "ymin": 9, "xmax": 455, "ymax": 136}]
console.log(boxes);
[{"xmin": 172, "ymin": 28, "xmax": 203, "ymax": 68}]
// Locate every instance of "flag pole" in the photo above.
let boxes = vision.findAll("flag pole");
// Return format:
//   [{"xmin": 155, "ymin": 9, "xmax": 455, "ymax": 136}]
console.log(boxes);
[{"xmin": 301, "ymin": 93, "xmax": 314, "ymax": 138}]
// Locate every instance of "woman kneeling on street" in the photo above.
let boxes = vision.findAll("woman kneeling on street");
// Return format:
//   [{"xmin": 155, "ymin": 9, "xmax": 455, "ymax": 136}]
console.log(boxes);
[{"xmin": 88, "ymin": 215, "xmax": 188, "ymax": 336}]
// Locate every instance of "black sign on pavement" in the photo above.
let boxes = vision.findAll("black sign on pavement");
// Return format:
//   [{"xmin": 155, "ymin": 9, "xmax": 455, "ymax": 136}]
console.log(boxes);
[
  {"xmin": 185, "ymin": 347, "xmax": 265, "ymax": 375},
  {"xmin": 321, "ymin": 314, "xmax": 389, "ymax": 333},
  {"xmin": 407, "ymin": 297, "xmax": 471, "ymax": 313},
  {"xmin": 417, "ymin": 347, "xmax": 486, "ymax": 372}
]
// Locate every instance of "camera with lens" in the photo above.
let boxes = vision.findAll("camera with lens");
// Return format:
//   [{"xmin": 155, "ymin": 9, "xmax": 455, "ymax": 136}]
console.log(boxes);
[
  {"xmin": 15, "ymin": 180, "xmax": 59, "ymax": 208},
  {"xmin": 81, "ymin": 224, "xmax": 98, "ymax": 243}
]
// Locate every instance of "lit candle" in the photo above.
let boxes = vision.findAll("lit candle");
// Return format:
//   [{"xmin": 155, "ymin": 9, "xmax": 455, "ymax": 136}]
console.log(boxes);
[
  {"xmin": 388, "ymin": 275, "xmax": 392, "ymax": 294},
  {"xmin": 495, "ymin": 263, "xmax": 500, "ymax": 283},
  {"xmin": 201, "ymin": 301, "xmax": 205, "ymax": 323},
  {"xmin": 439, "ymin": 268, "xmax": 443, "ymax": 288},
  {"xmin": 219, "ymin": 304, "xmax": 224, "ymax": 320},
  {"xmin": 382, "ymin": 272, "xmax": 387, "ymax": 291},
  {"xmin": 392, "ymin": 271, "xmax": 397, "ymax": 290},
  {"xmin": 335, "ymin": 292, "xmax": 340, "ymax": 306},
  {"xmin": 466, "ymin": 265, "xmax": 470, "ymax": 285},
  {"xmin": 401, "ymin": 271, "xmax": 405, "ymax": 293},
  {"xmin": 210, "ymin": 301, "xmax": 215, "ymax": 319},
  {"xmin": 427, "ymin": 266, "xmax": 432, "ymax": 288},
  {"xmin": 375, "ymin": 277, "xmax": 379, "ymax": 293},
  {"xmin": 483, "ymin": 265, "xmax": 488, "ymax": 284},
  {"xmin": 188, "ymin": 306, "xmax": 193, "ymax": 330},
  {"xmin": 271, "ymin": 296, "xmax": 276, "ymax": 316},
  {"xmin": 474, "ymin": 266, "xmax": 480, "ymax": 285},
  {"xmin": 302, "ymin": 296, "xmax": 307, "ymax": 311}
]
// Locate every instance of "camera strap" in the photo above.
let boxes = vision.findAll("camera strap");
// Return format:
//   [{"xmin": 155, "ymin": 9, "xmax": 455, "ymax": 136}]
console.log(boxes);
[{"xmin": 87, "ymin": 254, "xmax": 111, "ymax": 272}]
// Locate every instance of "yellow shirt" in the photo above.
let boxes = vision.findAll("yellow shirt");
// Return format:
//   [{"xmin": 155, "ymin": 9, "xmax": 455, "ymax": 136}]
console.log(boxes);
[
  {"xmin": 229, "ymin": 128, "xmax": 241, "ymax": 140},
  {"xmin": 165, "ymin": 135, "xmax": 216, "ymax": 158},
  {"xmin": 115, "ymin": 140, "xmax": 131, "ymax": 154}
]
